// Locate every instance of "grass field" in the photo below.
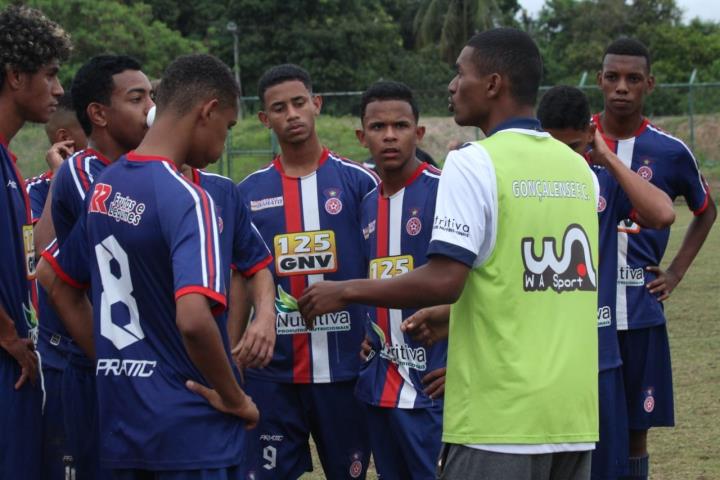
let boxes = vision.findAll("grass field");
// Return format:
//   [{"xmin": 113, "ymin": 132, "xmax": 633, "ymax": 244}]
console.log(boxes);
[{"xmin": 299, "ymin": 206, "xmax": 719, "ymax": 480}]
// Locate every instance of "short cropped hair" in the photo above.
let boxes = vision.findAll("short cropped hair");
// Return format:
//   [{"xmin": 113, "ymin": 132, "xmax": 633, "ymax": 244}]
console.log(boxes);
[
  {"xmin": 360, "ymin": 81, "xmax": 419, "ymax": 123},
  {"xmin": 155, "ymin": 54, "xmax": 239, "ymax": 115},
  {"xmin": 258, "ymin": 64, "xmax": 312, "ymax": 105},
  {"xmin": 44, "ymin": 91, "xmax": 77, "ymax": 141},
  {"xmin": 466, "ymin": 28, "xmax": 543, "ymax": 107},
  {"xmin": 71, "ymin": 55, "xmax": 143, "ymax": 135},
  {"xmin": 537, "ymin": 86, "xmax": 591, "ymax": 131},
  {"xmin": 603, "ymin": 38, "xmax": 651, "ymax": 70},
  {"xmin": 0, "ymin": 6, "xmax": 71, "ymax": 89}
]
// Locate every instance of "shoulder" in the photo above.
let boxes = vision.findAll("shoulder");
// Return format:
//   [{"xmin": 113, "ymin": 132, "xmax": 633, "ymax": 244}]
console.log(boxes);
[
  {"xmin": 643, "ymin": 123, "xmax": 695, "ymax": 159},
  {"xmin": 239, "ymin": 161, "xmax": 275, "ymax": 188},
  {"xmin": 327, "ymin": 151, "xmax": 379, "ymax": 185}
]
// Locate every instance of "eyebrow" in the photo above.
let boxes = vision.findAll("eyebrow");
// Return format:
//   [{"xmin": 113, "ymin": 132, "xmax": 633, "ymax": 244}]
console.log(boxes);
[{"xmin": 126, "ymin": 87, "xmax": 149, "ymax": 95}]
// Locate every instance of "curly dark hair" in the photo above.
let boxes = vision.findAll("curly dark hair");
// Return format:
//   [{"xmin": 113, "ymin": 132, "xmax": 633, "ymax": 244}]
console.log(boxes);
[{"xmin": 0, "ymin": 5, "xmax": 72, "ymax": 89}]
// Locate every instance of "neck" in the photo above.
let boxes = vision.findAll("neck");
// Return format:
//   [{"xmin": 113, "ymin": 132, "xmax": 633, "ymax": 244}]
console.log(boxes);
[
  {"xmin": 88, "ymin": 131, "xmax": 129, "ymax": 163},
  {"xmin": 134, "ymin": 115, "xmax": 191, "ymax": 170},
  {"xmin": 598, "ymin": 110, "xmax": 644, "ymax": 139},
  {"xmin": 180, "ymin": 164, "xmax": 194, "ymax": 181},
  {"xmin": 380, "ymin": 156, "xmax": 422, "ymax": 197},
  {"xmin": 0, "ymin": 95, "xmax": 25, "ymax": 144},
  {"xmin": 481, "ymin": 101, "xmax": 535, "ymax": 135},
  {"xmin": 277, "ymin": 134, "xmax": 324, "ymax": 177}
]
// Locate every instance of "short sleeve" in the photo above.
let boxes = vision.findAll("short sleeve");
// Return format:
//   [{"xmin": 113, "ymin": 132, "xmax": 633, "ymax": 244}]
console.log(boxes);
[
  {"xmin": 231, "ymin": 185, "xmax": 272, "ymax": 276},
  {"xmin": 164, "ymin": 182, "xmax": 227, "ymax": 314},
  {"xmin": 42, "ymin": 213, "xmax": 91, "ymax": 289},
  {"xmin": 51, "ymin": 161, "xmax": 84, "ymax": 245},
  {"xmin": 26, "ymin": 177, "xmax": 49, "ymax": 223},
  {"xmin": 671, "ymin": 146, "xmax": 710, "ymax": 215},
  {"xmin": 427, "ymin": 145, "xmax": 497, "ymax": 268}
]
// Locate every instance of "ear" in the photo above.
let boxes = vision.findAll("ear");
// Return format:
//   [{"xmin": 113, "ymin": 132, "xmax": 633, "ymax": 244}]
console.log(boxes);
[
  {"xmin": 87, "ymin": 103, "xmax": 108, "ymax": 130},
  {"xmin": 198, "ymin": 98, "xmax": 220, "ymax": 124},
  {"xmin": 355, "ymin": 128, "xmax": 367, "ymax": 147},
  {"xmin": 415, "ymin": 125, "xmax": 426, "ymax": 143},
  {"xmin": 596, "ymin": 70, "xmax": 603, "ymax": 87},
  {"xmin": 486, "ymin": 73, "xmax": 502, "ymax": 99},
  {"xmin": 585, "ymin": 123, "xmax": 596, "ymax": 147},
  {"xmin": 258, "ymin": 110, "xmax": 271, "ymax": 129},
  {"xmin": 4, "ymin": 66, "xmax": 24, "ymax": 91},
  {"xmin": 312, "ymin": 95, "xmax": 323, "ymax": 115},
  {"xmin": 646, "ymin": 74, "xmax": 655, "ymax": 94},
  {"xmin": 56, "ymin": 128, "xmax": 70, "ymax": 143}
]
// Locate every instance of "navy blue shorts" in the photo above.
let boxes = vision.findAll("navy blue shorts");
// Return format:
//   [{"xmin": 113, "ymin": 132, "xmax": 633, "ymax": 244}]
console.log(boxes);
[
  {"xmin": 365, "ymin": 403, "xmax": 443, "ymax": 480},
  {"xmin": 241, "ymin": 378, "xmax": 370, "ymax": 479},
  {"xmin": 618, "ymin": 324, "xmax": 675, "ymax": 430},
  {"xmin": 591, "ymin": 367, "xmax": 629, "ymax": 480},
  {"xmin": 38, "ymin": 331, "xmax": 104, "ymax": 480},
  {"xmin": 0, "ymin": 352, "xmax": 42, "ymax": 480},
  {"xmin": 110, "ymin": 465, "xmax": 242, "ymax": 480}
]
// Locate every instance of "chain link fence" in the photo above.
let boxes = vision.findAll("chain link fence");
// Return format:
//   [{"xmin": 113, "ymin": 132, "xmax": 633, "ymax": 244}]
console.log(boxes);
[{"xmin": 216, "ymin": 81, "xmax": 720, "ymax": 182}]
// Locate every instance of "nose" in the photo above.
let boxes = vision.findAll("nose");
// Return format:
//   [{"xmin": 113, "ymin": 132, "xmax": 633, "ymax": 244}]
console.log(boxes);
[
  {"xmin": 383, "ymin": 126, "xmax": 398, "ymax": 142},
  {"xmin": 52, "ymin": 77, "xmax": 64, "ymax": 98},
  {"xmin": 448, "ymin": 75, "xmax": 458, "ymax": 94},
  {"xmin": 616, "ymin": 77, "xmax": 629, "ymax": 94},
  {"xmin": 287, "ymin": 104, "xmax": 301, "ymax": 120}
]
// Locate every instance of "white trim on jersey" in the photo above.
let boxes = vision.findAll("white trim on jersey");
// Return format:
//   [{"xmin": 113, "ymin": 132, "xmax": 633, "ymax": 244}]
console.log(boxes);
[
  {"xmin": 300, "ymin": 173, "xmax": 331, "ymax": 383},
  {"xmin": 328, "ymin": 154, "xmax": 379, "ymax": 185},
  {"xmin": 421, "ymin": 169, "xmax": 441, "ymax": 180},
  {"xmin": 388, "ymin": 188, "xmax": 418, "ymax": 408},
  {"xmin": 161, "ymin": 162, "xmax": 221, "ymax": 290},
  {"xmin": 240, "ymin": 163, "xmax": 275, "ymax": 184},
  {"xmin": 85, "ymin": 156, "xmax": 93, "ymax": 184},
  {"xmin": 615, "ymin": 137, "xmax": 636, "ymax": 331},
  {"xmin": 646, "ymin": 124, "xmax": 707, "ymax": 196},
  {"xmin": 497, "ymin": 128, "xmax": 551, "ymax": 138},
  {"xmin": 207, "ymin": 188, "xmax": 222, "ymax": 293},
  {"xmin": 69, "ymin": 153, "xmax": 88, "ymax": 200},
  {"xmin": 25, "ymin": 175, "xmax": 48, "ymax": 194}
]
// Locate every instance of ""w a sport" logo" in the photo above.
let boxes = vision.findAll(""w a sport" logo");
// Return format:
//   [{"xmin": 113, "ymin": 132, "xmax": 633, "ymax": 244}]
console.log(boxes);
[{"xmin": 521, "ymin": 224, "xmax": 597, "ymax": 293}]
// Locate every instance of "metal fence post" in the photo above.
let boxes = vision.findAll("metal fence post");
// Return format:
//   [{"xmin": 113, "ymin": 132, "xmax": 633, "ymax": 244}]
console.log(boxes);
[{"xmin": 688, "ymin": 69, "xmax": 697, "ymax": 152}]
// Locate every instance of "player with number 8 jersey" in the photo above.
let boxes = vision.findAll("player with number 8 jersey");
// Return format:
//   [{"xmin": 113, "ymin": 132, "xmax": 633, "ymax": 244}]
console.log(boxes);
[{"xmin": 39, "ymin": 54, "xmax": 258, "ymax": 478}]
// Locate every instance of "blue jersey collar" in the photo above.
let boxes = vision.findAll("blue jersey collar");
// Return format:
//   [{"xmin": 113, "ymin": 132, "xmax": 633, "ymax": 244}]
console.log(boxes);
[{"xmin": 488, "ymin": 117, "xmax": 543, "ymax": 137}]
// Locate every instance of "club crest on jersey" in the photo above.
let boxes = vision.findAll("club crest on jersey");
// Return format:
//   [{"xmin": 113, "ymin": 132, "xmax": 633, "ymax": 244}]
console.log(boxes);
[
  {"xmin": 597, "ymin": 195, "xmax": 607, "ymax": 213},
  {"xmin": 643, "ymin": 387, "xmax": 656, "ymax": 413},
  {"xmin": 275, "ymin": 285, "xmax": 350, "ymax": 334},
  {"xmin": 324, "ymin": 188, "xmax": 343, "ymax": 215},
  {"xmin": 637, "ymin": 159, "xmax": 653, "ymax": 181},
  {"xmin": 406, "ymin": 208, "xmax": 422, "ymax": 236},
  {"xmin": 349, "ymin": 452, "xmax": 364, "ymax": 478},
  {"xmin": 521, "ymin": 224, "xmax": 597, "ymax": 293}
]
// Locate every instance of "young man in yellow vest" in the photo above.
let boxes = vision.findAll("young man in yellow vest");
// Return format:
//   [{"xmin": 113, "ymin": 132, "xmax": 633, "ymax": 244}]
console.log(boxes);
[{"xmin": 299, "ymin": 28, "xmax": 599, "ymax": 480}]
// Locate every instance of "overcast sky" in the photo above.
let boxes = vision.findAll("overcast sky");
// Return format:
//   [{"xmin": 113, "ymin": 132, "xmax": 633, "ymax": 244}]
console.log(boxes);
[{"xmin": 518, "ymin": 0, "xmax": 720, "ymax": 23}]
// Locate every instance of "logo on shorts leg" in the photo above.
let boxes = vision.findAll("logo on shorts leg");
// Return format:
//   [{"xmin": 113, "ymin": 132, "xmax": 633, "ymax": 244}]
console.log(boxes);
[
  {"xmin": 349, "ymin": 451, "xmax": 364, "ymax": 478},
  {"xmin": 643, "ymin": 387, "xmax": 656, "ymax": 413}
]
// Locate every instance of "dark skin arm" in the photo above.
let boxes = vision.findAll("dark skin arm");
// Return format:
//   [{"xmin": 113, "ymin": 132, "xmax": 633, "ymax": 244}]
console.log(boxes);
[
  {"xmin": 0, "ymin": 304, "xmax": 38, "ymax": 389},
  {"xmin": 232, "ymin": 268, "xmax": 276, "ymax": 369},
  {"xmin": 647, "ymin": 199, "xmax": 717, "ymax": 301},
  {"xmin": 39, "ymin": 257, "xmax": 95, "ymax": 359},
  {"xmin": 589, "ymin": 128, "xmax": 675, "ymax": 229},
  {"xmin": 298, "ymin": 256, "xmax": 469, "ymax": 326},
  {"xmin": 177, "ymin": 293, "xmax": 259, "ymax": 428},
  {"xmin": 226, "ymin": 271, "xmax": 249, "ymax": 350}
]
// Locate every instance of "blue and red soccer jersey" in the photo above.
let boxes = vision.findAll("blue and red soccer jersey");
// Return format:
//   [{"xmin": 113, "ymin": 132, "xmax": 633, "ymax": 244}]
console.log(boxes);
[
  {"xmin": 26, "ymin": 170, "xmax": 52, "ymax": 224},
  {"xmin": 238, "ymin": 148, "xmax": 378, "ymax": 384},
  {"xmin": 355, "ymin": 162, "xmax": 447, "ymax": 409},
  {"xmin": 0, "ymin": 138, "xmax": 37, "ymax": 346},
  {"xmin": 190, "ymin": 169, "xmax": 271, "ymax": 280},
  {"xmin": 593, "ymin": 165, "xmax": 633, "ymax": 372},
  {"xmin": 51, "ymin": 148, "xmax": 111, "ymax": 245},
  {"xmin": 46, "ymin": 152, "xmax": 245, "ymax": 470},
  {"xmin": 593, "ymin": 115, "xmax": 711, "ymax": 330}
]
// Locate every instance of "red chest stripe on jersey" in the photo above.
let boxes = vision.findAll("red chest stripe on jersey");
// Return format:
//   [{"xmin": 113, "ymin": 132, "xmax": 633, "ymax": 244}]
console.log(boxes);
[
  {"xmin": 281, "ymin": 175, "xmax": 311, "ymax": 383},
  {"xmin": 375, "ymin": 195, "xmax": 402, "ymax": 406}
]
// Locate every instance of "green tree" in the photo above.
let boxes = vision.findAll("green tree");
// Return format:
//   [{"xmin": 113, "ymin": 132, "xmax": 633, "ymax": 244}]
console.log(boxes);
[{"xmin": 8, "ymin": 0, "xmax": 205, "ymax": 84}]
